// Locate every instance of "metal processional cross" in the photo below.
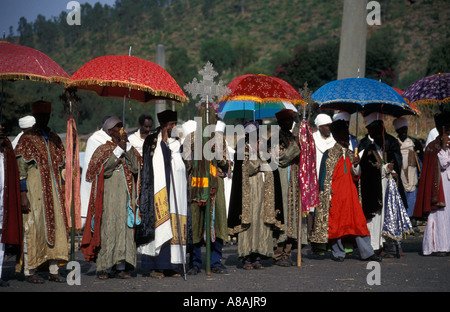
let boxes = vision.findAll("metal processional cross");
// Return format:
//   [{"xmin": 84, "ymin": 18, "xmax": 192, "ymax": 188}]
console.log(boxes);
[
  {"xmin": 184, "ymin": 61, "xmax": 230, "ymax": 119},
  {"xmin": 183, "ymin": 62, "xmax": 230, "ymax": 276}
]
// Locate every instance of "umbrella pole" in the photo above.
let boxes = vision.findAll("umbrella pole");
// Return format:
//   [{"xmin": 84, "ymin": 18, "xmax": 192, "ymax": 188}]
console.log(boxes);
[
  {"xmin": 205, "ymin": 98, "xmax": 211, "ymax": 276},
  {"xmin": 354, "ymin": 108, "xmax": 359, "ymax": 157},
  {"xmin": 1, "ymin": 80, "xmax": 3, "ymax": 124},
  {"xmin": 123, "ymin": 95, "xmax": 126, "ymax": 127},
  {"xmin": 68, "ymin": 101, "xmax": 76, "ymax": 262}
]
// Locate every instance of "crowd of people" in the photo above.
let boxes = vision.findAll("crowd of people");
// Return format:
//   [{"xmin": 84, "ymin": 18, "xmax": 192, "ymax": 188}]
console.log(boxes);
[{"xmin": 0, "ymin": 99, "xmax": 449, "ymax": 286}]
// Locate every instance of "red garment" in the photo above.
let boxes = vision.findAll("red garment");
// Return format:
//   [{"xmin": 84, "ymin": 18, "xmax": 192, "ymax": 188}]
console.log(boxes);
[
  {"xmin": 80, "ymin": 166, "xmax": 105, "ymax": 262},
  {"xmin": 328, "ymin": 156, "xmax": 370, "ymax": 239},
  {"xmin": 1, "ymin": 138, "xmax": 22, "ymax": 249},
  {"xmin": 413, "ymin": 138, "xmax": 445, "ymax": 218}
]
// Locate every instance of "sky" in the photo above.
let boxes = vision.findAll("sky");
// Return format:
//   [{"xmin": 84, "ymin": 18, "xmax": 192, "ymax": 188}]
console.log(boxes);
[{"xmin": 0, "ymin": 0, "xmax": 117, "ymax": 37}]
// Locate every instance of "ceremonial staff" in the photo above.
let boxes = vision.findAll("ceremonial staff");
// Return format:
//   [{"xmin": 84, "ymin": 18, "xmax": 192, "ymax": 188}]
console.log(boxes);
[
  {"xmin": 297, "ymin": 82, "xmax": 317, "ymax": 268},
  {"xmin": 184, "ymin": 62, "xmax": 230, "ymax": 276}
]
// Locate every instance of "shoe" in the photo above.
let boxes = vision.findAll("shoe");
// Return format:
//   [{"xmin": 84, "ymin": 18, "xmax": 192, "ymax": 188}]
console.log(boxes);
[
  {"xmin": 331, "ymin": 255, "xmax": 345, "ymax": 262},
  {"xmin": 187, "ymin": 266, "xmax": 201, "ymax": 275},
  {"xmin": 364, "ymin": 254, "xmax": 382, "ymax": 262}
]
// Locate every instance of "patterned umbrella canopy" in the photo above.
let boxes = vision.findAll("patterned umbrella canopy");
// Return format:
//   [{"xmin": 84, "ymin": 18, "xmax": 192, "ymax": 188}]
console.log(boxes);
[
  {"xmin": 222, "ymin": 74, "xmax": 304, "ymax": 104},
  {"xmin": 69, "ymin": 55, "xmax": 187, "ymax": 103},
  {"xmin": 0, "ymin": 41, "xmax": 71, "ymax": 83},
  {"xmin": 312, "ymin": 77, "xmax": 413, "ymax": 117},
  {"xmin": 393, "ymin": 87, "xmax": 421, "ymax": 116},
  {"xmin": 218, "ymin": 74, "xmax": 304, "ymax": 120},
  {"xmin": 402, "ymin": 73, "xmax": 449, "ymax": 106}
]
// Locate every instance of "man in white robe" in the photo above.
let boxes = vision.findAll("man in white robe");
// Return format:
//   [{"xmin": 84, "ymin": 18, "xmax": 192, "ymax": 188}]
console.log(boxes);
[
  {"xmin": 11, "ymin": 116, "xmax": 35, "ymax": 149},
  {"xmin": 313, "ymin": 114, "xmax": 335, "ymax": 178},
  {"xmin": 80, "ymin": 119, "xmax": 111, "ymax": 229},
  {"xmin": 128, "ymin": 114, "xmax": 153, "ymax": 156}
]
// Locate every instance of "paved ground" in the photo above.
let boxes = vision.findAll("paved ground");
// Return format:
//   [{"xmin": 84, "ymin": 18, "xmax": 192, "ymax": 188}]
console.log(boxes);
[{"xmin": 1, "ymin": 233, "xmax": 449, "ymax": 295}]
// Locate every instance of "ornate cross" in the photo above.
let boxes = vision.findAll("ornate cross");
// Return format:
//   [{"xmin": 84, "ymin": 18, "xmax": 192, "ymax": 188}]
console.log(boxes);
[{"xmin": 184, "ymin": 61, "xmax": 230, "ymax": 109}]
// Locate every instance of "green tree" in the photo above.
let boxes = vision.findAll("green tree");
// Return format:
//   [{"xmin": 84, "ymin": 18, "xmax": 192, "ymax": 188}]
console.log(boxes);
[
  {"xmin": 200, "ymin": 38, "xmax": 237, "ymax": 75},
  {"xmin": 426, "ymin": 40, "xmax": 450, "ymax": 76},
  {"xmin": 366, "ymin": 27, "xmax": 400, "ymax": 86},
  {"xmin": 17, "ymin": 17, "xmax": 34, "ymax": 47},
  {"xmin": 233, "ymin": 39, "xmax": 258, "ymax": 72},
  {"xmin": 274, "ymin": 40, "xmax": 339, "ymax": 91},
  {"xmin": 167, "ymin": 47, "xmax": 198, "ymax": 88}
]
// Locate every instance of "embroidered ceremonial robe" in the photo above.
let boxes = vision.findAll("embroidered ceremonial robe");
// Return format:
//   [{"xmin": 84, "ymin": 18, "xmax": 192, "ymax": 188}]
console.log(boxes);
[
  {"xmin": 81, "ymin": 141, "xmax": 141, "ymax": 271},
  {"xmin": 136, "ymin": 131, "xmax": 191, "ymax": 269},
  {"xmin": 274, "ymin": 126, "xmax": 301, "ymax": 243},
  {"xmin": 310, "ymin": 143, "xmax": 369, "ymax": 244},
  {"xmin": 15, "ymin": 127, "xmax": 68, "ymax": 271},
  {"xmin": 228, "ymin": 139, "xmax": 284, "ymax": 259}
]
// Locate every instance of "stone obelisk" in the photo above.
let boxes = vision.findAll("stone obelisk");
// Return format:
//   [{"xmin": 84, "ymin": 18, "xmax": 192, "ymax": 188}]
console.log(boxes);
[
  {"xmin": 155, "ymin": 44, "xmax": 167, "ymax": 128},
  {"xmin": 337, "ymin": 0, "xmax": 368, "ymax": 79}
]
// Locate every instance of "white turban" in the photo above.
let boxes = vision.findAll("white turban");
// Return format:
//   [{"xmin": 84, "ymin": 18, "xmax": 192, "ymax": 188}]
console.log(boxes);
[
  {"xmin": 215, "ymin": 120, "xmax": 226, "ymax": 133},
  {"xmin": 315, "ymin": 114, "xmax": 333, "ymax": 127},
  {"xmin": 18, "ymin": 116, "xmax": 35, "ymax": 129},
  {"xmin": 364, "ymin": 112, "xmax": 383, "ymax": 126},
  {"xmin": 393, "ymin": 117, "xmax": 408, "ymax": 130},
  {"xmin": 182, "ymin": 120, "xmax": 197, "ymax": 137},
  {"xmin": 333, "ymin": 111, "xmax": 350, "ymax": 122}
]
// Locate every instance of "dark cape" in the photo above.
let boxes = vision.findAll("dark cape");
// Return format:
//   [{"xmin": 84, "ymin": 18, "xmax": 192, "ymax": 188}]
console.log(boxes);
[
  {"xmin": 413, "ymin": 137, "xmax": 446, "ymax": 218},
  {"xmin": 359, "ymin": 133, "xmax": 407, "ymax": 219}
]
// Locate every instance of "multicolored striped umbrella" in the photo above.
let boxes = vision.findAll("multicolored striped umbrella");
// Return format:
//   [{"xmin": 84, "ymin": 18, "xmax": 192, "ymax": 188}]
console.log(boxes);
[{"xmin": 217, "ymin": 74, "xmax": 304, "ymax": 120}]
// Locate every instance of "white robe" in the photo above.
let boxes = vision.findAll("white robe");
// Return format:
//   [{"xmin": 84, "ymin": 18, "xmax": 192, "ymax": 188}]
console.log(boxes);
[
  {"xmin": 138, "ymin": 136, "xmax": 188, "ymax": 265},
  {"xmin": 128, "ymin": 131, "xmax": 145, "ymax": 156},
  {"xmin": 313, "ymin": 130, "xmax": 335, "ymax": 178},
  {"xmin": 80, "ymin": 129, "xmax": 111, "ymax": 228}
]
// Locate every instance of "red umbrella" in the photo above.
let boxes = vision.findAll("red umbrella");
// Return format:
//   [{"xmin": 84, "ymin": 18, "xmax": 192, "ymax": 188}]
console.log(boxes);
[
  {"xmin": 0, "ymin": 42, "xmax": 80, "ymax": 255},
  {"xmin": 393, "ymin": 87, "xmax": 421, "ymax": 116},
  {"xmin": 223, "ymin": 74, "xmax": 304, "ymax": 104},
  {"xmin": 219, "ymin": 74, "xmax": 304, "ymax": 120},
  {"xmin": 69, "ymin": 55, "xmax": 187, "ymax": 103},
  {"xmin": 0, "ymin": 41, "xmax": 71, "ymax": 83}
]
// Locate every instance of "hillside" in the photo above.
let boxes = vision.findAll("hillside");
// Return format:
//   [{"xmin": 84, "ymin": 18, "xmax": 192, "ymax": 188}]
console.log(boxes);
[{"xmin": 2, "ymin": 0, "xmax": 449, "ymax": 135}]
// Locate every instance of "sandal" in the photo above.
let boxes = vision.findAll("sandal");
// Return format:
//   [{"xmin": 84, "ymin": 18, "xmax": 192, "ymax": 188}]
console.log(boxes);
[
  {"xmin": 97, "ymin": 271, "xmax": 110, "ymax": 280},
  {"xmin": 150, "ymin": 270, "xmax": 165, "ymax": 279},
  {"xmin": 26, "ymin": 274, "xmax": 45, "ymax": 284},
  {"xmin": 274, "ymin": 259, "xmax": 290, "ymax": 267},
  {"xmin": 252, "ymin": 261, "xmax": 264, "ymax": 270},
  {"xmin": 48, "ymin": 274, "xmax": 65, "ymax": 283},
  {"xmin": 115, "ymin": 270, "xmax": 132, "ymax": 279},
  {"xmin": 243, "ymin": 261, "xmax": 253, "ymax": 270},
  {"xmin": 211, "ymin": 265, "xmax": 228, "ymax": 274}
]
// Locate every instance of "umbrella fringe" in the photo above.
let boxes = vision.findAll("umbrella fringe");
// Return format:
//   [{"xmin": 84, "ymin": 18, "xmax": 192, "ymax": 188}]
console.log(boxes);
[
  {"xmin": 0, "ymin": 73, "xmax": 71, "ymax": 84},
  {"xmin": 409, "ymin": 98, "xmax": 450, "ymax": 106},
  {"xmin": 221, "ymin": 95, "xmax": 305, "ymax": 105},
  {"xmin": 69, "ymin": 79, "xmax": 187, "ymax": 103},
  {"xmin": 219, "ymin": 95, "xmax": 306, "ymax": 105}
]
